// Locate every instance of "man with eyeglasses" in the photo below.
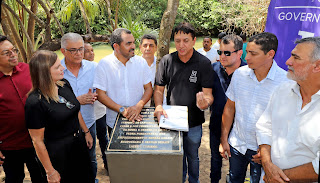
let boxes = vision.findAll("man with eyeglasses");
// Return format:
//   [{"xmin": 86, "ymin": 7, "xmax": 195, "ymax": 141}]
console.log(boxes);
[
  {"xmin": 60, "ymin": 33, "xmax": 98, "ymax": 182},
  {"xmin": 197, "ymin": 36, "xmax": 219, "ymax": 64},
  {"xmin": 209, "ymin": 34, "xmax": 246, "ymax": 183},
  {"xmin": 0, "ymin": 35, "xmax": 47, "ymax": 182},
  {"xmin": 219, "ymin": 32, "xmax": 289, "ymax": 183}
]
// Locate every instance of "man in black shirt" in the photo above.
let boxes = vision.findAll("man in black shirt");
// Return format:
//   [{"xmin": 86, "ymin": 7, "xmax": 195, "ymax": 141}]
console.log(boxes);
[
  {"xmin": 210, "ymin": 34, "xmax": 246, "ymax": 183},
  {"xmin": 154, "ymin": 22, "xmax": 214, "ymax": 183}
]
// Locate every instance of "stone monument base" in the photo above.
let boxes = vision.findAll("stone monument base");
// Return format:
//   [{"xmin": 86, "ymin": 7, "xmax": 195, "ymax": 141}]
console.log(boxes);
[{"xmin": 107, "ymin": 153, "xmax": 182, "ymax": 183}]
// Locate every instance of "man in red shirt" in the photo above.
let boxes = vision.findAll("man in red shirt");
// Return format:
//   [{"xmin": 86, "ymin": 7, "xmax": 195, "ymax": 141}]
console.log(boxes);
[{"xmin": 0, "ymin": 35, "xmax": 46, "ymax": 182}]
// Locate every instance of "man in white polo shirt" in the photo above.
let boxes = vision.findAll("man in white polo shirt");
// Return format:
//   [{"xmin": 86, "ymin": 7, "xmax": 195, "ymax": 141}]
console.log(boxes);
[
  {"xmin": 197, "ymin": 37, "xmax": 219, "ymax": 63},
  {"xmin": 219, "ymin": 32, "xmax": 289, "ymax": 183},
  {"xmin": 93, "ymin": 28, "xmax": 153, "ymax": 135},
  {"xmin": 256, "ymin": 37, "xmax": 320, "ymax": 182}
]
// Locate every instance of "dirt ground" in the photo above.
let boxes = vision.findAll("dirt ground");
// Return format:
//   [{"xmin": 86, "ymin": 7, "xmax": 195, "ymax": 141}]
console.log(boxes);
[{"xmin": 0, "ymin": 110, "xmax": 230, "ymax": 183}]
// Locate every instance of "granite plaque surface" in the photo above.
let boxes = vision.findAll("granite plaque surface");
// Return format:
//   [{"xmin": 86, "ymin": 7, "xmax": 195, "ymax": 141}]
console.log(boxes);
[
  {"xmin": 106, "ymin": 107, "xmax": 183, "ymax": 183},
  {"xmin": 107, "ymin": 107, "xmax": 182, "ymax": 152}
]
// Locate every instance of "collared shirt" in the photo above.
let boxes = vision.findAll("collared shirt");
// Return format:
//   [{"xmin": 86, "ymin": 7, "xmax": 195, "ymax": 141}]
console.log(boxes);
[
  {"xmin": 61, "ymin": 58, "xmax": 96, "ymax": 128},
  {"xmin": 93, "ymin": 53, "xmax": 152, "ymax": 128},
  {"xmin": 155, "ymin": 49, "xmax": 214, "ymax": 127},
  {"xmin": 197, "ymin": 47, "xmax": 219, "ymax": 63},
  {"xmin": 256, "ymin": 82, "xmax": 320, "ymax": 173},
  {"xmin": 209, "ymin": 60, "xmax": 247, "ymax": 133},
  {"xmin": 0, "ymin": 63, "xmax": 33, "ymax": 150},
  {"xmin": 226, "ymin": 61, "xmax": 288, "ymax": 154}
]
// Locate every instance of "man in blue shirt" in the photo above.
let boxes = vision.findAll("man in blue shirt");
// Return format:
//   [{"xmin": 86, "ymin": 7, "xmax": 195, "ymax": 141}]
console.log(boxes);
[
  {"xmin": 210, "ymin": 34, "xmax": 246, "ymax": 183},
  {"xmin": 60, "ymin": 33, "xmax": 98, "ymax": 182}
]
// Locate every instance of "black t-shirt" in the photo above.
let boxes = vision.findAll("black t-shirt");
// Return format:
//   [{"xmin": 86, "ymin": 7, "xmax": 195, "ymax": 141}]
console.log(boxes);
[
  {"xmin": 25, "ymin": 79, "xmax": 81, "ymax": 141},
  {"xmin": 155, "ymin": 49, "xmax": 214, "ymax": 127}
]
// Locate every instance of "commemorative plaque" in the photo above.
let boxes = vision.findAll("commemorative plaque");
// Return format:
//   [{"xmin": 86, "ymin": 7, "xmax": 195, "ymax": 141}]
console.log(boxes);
[{"xmin": 106, "ymin": 107, "xmax": 183, "ymax": 183}]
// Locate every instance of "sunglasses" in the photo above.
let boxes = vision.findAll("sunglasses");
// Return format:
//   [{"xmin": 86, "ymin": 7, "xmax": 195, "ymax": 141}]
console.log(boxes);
[
  {"xmin": 58, "ymin": 95, "xmax": 75, "ymax": 109},
  {"xmin": 217, "ymin": 50, "xmax": 239, "ymax": 56}
]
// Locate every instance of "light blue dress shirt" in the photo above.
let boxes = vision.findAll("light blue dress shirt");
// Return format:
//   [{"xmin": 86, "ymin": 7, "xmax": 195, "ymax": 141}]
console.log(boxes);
[{"xmin": 61, "ymin": 58, "xmax": 96, "ymax": 128}]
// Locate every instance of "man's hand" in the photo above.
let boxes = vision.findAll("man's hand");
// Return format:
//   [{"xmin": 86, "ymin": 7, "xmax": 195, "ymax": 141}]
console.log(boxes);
[
  {"xmin": 125, "ymin": 104, "xmax": 143, "ymax": 122},
  {"xmin": 252, "ymin": 149, "xmax": 261, "ymax": 164},
  {"xmin": 219, "ymin": 139, "xmax": 231, "ymax": 160},
  {"xmin": 84, "ymin": 132, "xmax": 93, "ymax": 149},
  {"xmin": 154, "ymin": 105, "xmax": 168, "ymax": 123},
  {"xmin": 263, "ymin": 161, "xmax": 290, "ymax": 183},
  {"xmin": 196, "ymin": 92, "xmax": 210, "ymax": 110},
  {"xmin": 77, "ymin": 89, "xmax": 98, "ymax": 105}
]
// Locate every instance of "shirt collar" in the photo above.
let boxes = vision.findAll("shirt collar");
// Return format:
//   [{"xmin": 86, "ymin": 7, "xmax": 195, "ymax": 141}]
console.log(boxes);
[
  {"xmin": 61, "ymin": 58, "xmax": 84, "ymax": 72},
  {"xmin": 112, "ymin": 52, "xmax": 134, "ymax": 65},
  {"xmin": 0, "ymin": 63, "xmax": 22, "ymax": 78},
  {"xmin": 249, "ymin": 60, "xmax": 278, "ymax": 80}
]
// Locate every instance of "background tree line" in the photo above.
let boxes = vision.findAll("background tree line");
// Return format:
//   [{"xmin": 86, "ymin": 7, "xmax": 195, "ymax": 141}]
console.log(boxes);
[{"xmin": 0, "ymin": 0, "xmax": 270, "ymax": 63}]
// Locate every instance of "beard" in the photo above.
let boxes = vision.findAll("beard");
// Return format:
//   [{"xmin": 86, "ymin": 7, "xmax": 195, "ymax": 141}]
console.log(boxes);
[{"xmin": 287, "ymin": 65, "xmax": 310, "ymax": 81}]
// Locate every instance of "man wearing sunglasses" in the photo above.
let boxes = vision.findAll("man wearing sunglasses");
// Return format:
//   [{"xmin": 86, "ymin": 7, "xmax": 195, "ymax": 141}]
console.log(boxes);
[
  {"xmin": 219, "ymin": 32, "xmax": 289, "ymax": 183},
  {"xmin": 209, "ymin": 34, "xmax": 247, "ymax": 183},
  {"xmin": 0, "ymin": 35, "xmax": 47, "ymax": 182},
  {"xmin": 60, "ymin": 33, "xmax": 98, "ymax": 182}
]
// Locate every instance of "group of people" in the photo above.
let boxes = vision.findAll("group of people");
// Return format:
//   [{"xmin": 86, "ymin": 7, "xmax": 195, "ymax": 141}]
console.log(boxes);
[{"xmin": 0, "ymin": 21, "xmax": 319, "ymax": 183}]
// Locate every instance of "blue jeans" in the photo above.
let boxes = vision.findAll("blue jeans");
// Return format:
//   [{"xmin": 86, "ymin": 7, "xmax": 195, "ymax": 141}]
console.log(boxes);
[
  {"xmin": 182, "ymin": 125, "xmax": 202, "ymax": 183},
  {"xmin": 96, "ymin": 114, "xmax": 108, "ymax": 167},
  {"xmin": 88, "ymin": 123, "xmax": 98, "ymax": 182},
  {"xmin": 229, "ymin": 146, "xmax": 261, "ymax": 183},
  {"xmin": 210, "ymin": 130, "xmax": 222, "ymax": 183}
]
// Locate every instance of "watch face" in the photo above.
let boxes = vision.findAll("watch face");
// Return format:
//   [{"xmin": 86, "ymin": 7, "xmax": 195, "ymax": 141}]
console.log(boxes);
[{"xmin": 119, "ymin": 107, "xmax": 125, "ymax": 113}]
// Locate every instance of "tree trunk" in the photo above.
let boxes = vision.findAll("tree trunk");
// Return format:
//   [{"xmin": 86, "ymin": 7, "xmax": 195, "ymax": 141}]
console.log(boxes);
[
  {"xmin": 37, "ymin": 0, "xmax": 52, "ymax": 42},
  {"xmin": 1, "ymin": 7, "xmax": 27, "ymax": 62},
  {"xmin": 104, "ymin": 0, "xmax": 115, "ymax": 32},
  {"xmin": 27, "ymin": 0, "xmax": 38, "ymax": 48},
  {"xmin": 45, "ymin": 0, "xmax": 64, "ymax": 36},
  {"xmin": 114, "ymin": 0, "xmax": 120, "ymax": 30},
  {"xmin": 79, "ymin": 0, "xmax": 92, "ymax": 35},
  {"xmin": 156, "ymin": 0, "xmax": 179, "ymax": 67}
]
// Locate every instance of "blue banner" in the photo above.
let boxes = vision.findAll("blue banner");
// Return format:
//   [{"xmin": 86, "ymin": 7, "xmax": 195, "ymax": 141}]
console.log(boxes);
[{"xmin": 265, "ymin": 0, "xmax": 320, "ymax": 70}]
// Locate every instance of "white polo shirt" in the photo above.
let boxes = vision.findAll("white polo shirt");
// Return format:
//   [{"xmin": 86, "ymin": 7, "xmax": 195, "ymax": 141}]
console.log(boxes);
[
  {"xmin": 256, "ymin": 81, "xmax": 320, "ymax": 173},
  {"xmin": 226, "ymin": 61, "xmax": 288, "ymax": 154},
  {"xmin": 197, "ymin": 47, "xmax": 219, "ymax": 63},
  {"xmin": 93, "ymin": 53, "xmax": 152, "ymax": 128}
]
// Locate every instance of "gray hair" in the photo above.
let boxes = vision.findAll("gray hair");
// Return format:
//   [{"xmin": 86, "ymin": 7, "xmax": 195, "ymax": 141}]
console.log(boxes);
[
  {"xmin": 295, "ymin": 37, "xmax": 320, "ymax": 62},
  {"xmin": 61, "ymin": 33, "xmax": 84, "ymax": 49},
  {"xmin": 110, "ymin": 28, "xmax": 131, "ymax": 50}
]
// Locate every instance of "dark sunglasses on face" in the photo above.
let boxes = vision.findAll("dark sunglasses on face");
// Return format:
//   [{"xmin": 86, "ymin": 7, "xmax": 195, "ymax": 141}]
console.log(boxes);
[{"xmin": 217, "ymin": 49, "xmax": 239, "ymax": 56}]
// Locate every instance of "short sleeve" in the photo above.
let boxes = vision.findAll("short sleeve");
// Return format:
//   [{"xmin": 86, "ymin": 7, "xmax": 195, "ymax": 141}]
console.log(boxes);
[
  {"xmin": 155, "ymin": 55, "xmax": 168, "ymax": 86},
  {"xmin": 25, "ymin": 93, "xmax": 46, "ymax": 129},
  {"xmin": 200, "ymin": 58, "xmax": 214, "ymax": 89},
  {"xmin": 312, "ymin": 151, "xmax": 319, "ymax": 174}
]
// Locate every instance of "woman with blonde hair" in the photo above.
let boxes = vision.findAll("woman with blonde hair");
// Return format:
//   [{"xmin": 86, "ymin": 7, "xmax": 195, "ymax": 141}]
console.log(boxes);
[{"xmin": 25, "ymin": 50, "xmax": 94, "ymax": 183}]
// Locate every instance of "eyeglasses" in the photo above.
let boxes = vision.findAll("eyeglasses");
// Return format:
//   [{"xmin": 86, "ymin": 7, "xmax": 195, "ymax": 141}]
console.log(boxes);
[
  {"xmin": 58, "ymin": 95, "xmax": 75, "ymax": 109},
  {"xmin": 65, "ymin": 47, "xmax": 84, "ymax": 54},
  {"xmin": 217, "ymin": 50, "xmax": 239, "ymax": 56},
  {"xmin": 1, "ymin": 48, "xmax": 19, "ymax": 56}
]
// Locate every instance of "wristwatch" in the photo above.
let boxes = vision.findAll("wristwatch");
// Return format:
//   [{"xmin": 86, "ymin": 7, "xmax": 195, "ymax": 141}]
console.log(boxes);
[{"xmin": 119, "ymin": 106, "xmax": 125, "ymax": 114}]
